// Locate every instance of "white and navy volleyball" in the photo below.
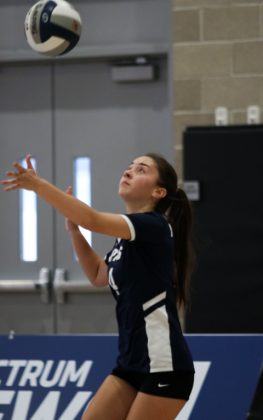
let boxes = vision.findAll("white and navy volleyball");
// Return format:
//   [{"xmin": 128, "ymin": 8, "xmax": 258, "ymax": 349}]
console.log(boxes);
[{"xmin": 24, "ymin": 0, "xmax": 82, "ymax": 56}]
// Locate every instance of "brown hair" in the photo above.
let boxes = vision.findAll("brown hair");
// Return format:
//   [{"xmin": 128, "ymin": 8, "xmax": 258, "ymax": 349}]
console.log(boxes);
[{"xmin": 146, "ymin": 153, "xmax": 195, "ymax": 308}]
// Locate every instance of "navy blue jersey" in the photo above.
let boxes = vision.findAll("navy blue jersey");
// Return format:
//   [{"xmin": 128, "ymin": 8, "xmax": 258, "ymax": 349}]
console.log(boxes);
[{"xmin": 105, "ymin": 212, "xmax": 194, "ymax": 373}]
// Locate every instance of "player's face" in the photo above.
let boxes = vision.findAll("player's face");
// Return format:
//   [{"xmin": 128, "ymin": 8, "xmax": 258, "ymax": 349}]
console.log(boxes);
[{"xmin": 118, "ymin": 156, "xmax": 161, "ymax": 210}]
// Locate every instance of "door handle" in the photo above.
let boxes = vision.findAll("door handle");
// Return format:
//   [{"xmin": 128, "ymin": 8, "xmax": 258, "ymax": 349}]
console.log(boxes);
[
  {"xmin": 0, "ymin": 267, "xmax": 51, "ymax": 303},
  {"xmin": 36, "ymin": 267, "xmax": 51, "ymax": 303}
]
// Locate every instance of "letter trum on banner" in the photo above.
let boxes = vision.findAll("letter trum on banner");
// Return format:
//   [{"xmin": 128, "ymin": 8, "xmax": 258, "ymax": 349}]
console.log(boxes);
[{"xmin": 0, "ymin": 334, "xmax": 118, "ymax": 420}]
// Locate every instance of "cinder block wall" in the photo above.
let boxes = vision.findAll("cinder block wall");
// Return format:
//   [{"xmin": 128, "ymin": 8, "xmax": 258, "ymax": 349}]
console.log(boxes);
[{"xmin": 172, "ymin": 0, "xmax": 263, "ymax": 180}]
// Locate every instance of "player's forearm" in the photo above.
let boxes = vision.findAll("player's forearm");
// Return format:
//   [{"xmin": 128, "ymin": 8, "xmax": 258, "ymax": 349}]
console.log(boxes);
[
  {"xmin": 69, "ymin": 229, "xmax": 107, "ymax": 287},
  {"xmin": 36, "ymin": 178, "xmax": 96, "ymax": 229}
]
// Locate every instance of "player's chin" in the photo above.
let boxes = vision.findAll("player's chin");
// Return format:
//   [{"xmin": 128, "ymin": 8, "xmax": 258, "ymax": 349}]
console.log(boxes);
[
  {"xmin": 118, "ymin": 185, "xmax": 130, "ymax": 199},
  {"xmin": 118, "ymin": 187, "xmax": 125, "ymax": 198}
]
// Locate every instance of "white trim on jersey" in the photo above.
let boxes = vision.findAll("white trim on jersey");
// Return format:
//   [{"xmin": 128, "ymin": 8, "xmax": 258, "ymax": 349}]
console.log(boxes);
[
  {"xmin": 120, "ymin": 214, "xmax": 136, "ymax": 241},
  {"xmin": 143, "ymin": 292, "xmax": 173, "ymax": 372},
  {"xmin": 142, "ymin": 291, "xmax": 166, "ymax": 311},
  {"xmin": 144, "ymin": 304, "xmax": 174, "ymax": 372},
  {"xmin": 168, "ymin": 223, "xmax": 174, "ymax": 238}
]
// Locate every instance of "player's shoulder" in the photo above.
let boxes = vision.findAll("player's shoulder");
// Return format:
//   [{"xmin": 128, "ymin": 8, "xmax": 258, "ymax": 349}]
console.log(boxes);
[{"xmin": 123, "ymin": 212, "xmax": 172, "ymax": 242}]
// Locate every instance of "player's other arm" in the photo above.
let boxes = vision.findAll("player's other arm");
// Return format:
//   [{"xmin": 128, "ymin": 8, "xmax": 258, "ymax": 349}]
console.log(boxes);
[{"xmin": 67, "ymin": 226, "xmax": 108, "ymax": 287}]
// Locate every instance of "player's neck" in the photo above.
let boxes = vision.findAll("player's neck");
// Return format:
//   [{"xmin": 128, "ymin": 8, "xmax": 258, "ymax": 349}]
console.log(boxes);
[{"xmin": 125, "ymin": 202, "xmax": 155, "ymax": 214}]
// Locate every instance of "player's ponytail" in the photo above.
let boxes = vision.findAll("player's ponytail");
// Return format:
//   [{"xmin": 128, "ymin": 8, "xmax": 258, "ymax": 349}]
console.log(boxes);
[
  {"xmin": 166, "ymin": 187, "xmax": 195, "ymax": 308},
  {"xmin": 146, "ymin": 153, "xmax": 195, "ymax": 308}
]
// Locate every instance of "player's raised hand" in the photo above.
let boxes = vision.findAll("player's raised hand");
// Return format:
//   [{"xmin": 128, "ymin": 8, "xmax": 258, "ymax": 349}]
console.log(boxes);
[{"xmin": 0, "ymin": 154, "xmax": 39, "ymax": 192}]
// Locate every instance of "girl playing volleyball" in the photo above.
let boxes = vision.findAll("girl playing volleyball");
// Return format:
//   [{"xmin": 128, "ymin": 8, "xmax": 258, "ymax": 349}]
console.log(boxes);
[{"xmin": 1, "ymin": 153, "xmax": 195, "ymax": 420}]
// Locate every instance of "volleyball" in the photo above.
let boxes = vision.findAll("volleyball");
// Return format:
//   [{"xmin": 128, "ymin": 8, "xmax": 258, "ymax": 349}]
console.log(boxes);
[{"xmin": 24, "ymin": 0, "xmax": 82, "ymax": 56}]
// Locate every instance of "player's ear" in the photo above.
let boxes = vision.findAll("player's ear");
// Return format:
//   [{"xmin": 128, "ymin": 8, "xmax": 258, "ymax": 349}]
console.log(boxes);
[{"xmin": 152, "ymin": 187, "xmax": 167, "ymax": 200}]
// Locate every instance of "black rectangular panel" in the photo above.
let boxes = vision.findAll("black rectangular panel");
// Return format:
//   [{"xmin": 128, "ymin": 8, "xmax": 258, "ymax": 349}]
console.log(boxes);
[{"xmin": 184, "ymin": 125, "xmax": 263, "ymax": 332}]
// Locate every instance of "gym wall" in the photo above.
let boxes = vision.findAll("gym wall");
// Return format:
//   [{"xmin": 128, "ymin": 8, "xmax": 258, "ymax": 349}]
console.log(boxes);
[
  {"xmin": 172, "ymin": 0, "xmax": 263, "ymax": 180},
  {"xmin": 172, "ymin": 0, "xmax": 263, "ymax": 333}
]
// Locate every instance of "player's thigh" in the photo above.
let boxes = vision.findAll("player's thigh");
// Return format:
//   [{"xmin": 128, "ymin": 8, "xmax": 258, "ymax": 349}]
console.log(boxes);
[
  {"xmin": 126, "ymin": 392, "xmax": 186, "ymax": 420},
  {"xmin": 81, "ymin": 374, "xmax": 137, "ymax": 420}
]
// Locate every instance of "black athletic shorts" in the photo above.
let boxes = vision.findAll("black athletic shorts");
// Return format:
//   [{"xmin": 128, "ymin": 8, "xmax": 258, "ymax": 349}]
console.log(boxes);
[{"xmin": 111, "ymin": 367, "xmax": 194, "ymax": 400}]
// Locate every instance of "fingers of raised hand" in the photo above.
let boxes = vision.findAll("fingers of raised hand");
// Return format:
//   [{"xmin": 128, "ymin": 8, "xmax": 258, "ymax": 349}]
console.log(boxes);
[
  {"xmin": 5, "ymin": 171, "xmax": 17, "ymax": 177},
  {"xmin": 0, "ymin": 178, "xmax": 19, "ymax": 191},
  {"xmin": 1, "ymin": 157, "xmax": 36, "ymax": 192},
  {"xmin": 13, "ymin": 161, "xmax": 26, "ymax": 174},
  {"xmin": 1, "ymin": 165, "xmax": 25, "ymax": 191},
  {"xmin": 25, "ymin": 154, "xmax": 34, "ymax": 170}
]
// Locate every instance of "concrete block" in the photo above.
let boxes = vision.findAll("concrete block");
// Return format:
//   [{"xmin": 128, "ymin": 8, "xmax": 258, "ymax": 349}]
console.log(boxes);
[
  {"xmin": 202, "ymin": 77, "xmax": 262, "ymax": 109},
  {"xmin": 203, "ymin": 6, "xmax": 260, "ymax": 41},
  {"xmin": 173, "ymin": 10, "xmax": 200, "ymax": 42},
  {"xmin": 174, "ymin": 44, "xmax": 231, "ymax": 78},
  {"xmin": 174, "ymin": 79, "xmax": 201, "ymax": 111},
  {"xmin": 234, "ymin": 41, "xmax": 263, "ymax": 74}
]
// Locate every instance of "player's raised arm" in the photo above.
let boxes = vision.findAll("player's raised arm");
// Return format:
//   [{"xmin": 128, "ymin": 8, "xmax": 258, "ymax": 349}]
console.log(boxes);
[{"xmin": 0, "ymin": 154, "xmax": 131, "ymax": 240}]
